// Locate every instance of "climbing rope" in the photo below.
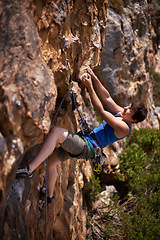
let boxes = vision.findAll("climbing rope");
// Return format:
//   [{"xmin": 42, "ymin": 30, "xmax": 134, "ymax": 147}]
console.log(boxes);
[
  {"xmin": 71, "ymin": 92, "xmax": 90, "ymax": 135},
  {"xmin": 44, "ymin": 74, "xmax": 72, "ymax": 240},
  {"xmin": 45, "ymin": 158, "xmax": 47, "ymax": 240},
  {"xmin": 67, "ymin": 60, "xmax": 90, "ymax": 135}
]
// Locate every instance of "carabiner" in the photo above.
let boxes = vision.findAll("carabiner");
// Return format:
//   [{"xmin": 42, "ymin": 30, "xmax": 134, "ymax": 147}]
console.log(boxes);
[{"xmin": 93, "ymin": 163, "xmax": 102, "ymax": 174}]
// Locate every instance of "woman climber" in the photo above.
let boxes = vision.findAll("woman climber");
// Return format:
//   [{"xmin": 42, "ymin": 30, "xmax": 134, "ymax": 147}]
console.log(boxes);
[{"xmin": 16, "ymin": 66, "xmax": 148, "ymax": 203}]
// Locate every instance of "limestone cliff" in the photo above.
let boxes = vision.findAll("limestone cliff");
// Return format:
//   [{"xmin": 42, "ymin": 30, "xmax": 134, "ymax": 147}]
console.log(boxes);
[
  {"xmin": 0, "ymin": 0, "xmax": 107, "ymax": 239},
  {"xmin": 0, "ymin": 0, "xmax": 159, "ymax": 239}
]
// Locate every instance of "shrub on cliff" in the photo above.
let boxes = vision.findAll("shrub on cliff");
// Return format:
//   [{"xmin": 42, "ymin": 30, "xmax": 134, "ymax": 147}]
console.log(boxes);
[
  {"xmin": 86, "ymin": 129, "xmax": 160, "ymax": 239},
  {"xmin": 87, "ymin": 174, "xmax": 101, "ymax": 202},
  {"xmin": 112, "ymin": 128, "xmax": 160, "ymax": 239}
]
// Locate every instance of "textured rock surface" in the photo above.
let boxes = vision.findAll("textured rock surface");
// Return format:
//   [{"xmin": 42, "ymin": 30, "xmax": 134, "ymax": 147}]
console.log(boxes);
[
  {"xmin": 95, "ymin": 1, "xmax": 158, "ymax": 116},
  {"xmin": 0, "ymin": 0, "xmax": 107, "ymax": 239},
  {"xmin": 0, "ymin": 0, "xmax": 159, "ymax": 239},
  {"xmin": 0, "ymin": 0, "xmax": 57, "ymax": 208}
]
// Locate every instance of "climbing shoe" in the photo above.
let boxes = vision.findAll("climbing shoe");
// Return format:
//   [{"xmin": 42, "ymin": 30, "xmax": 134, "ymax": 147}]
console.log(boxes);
[
  {"xmin": 40, "ymin": 187, "xmax": 55, "ymax": 204},
  {"xmin": 16, "ymin": 164, "xmax": 34, "ymax": 179}
]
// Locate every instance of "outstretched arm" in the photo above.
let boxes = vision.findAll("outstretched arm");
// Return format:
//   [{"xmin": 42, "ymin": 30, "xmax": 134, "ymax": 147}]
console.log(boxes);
[
  {"xmin": 84, "ymin": 66, "xmax": 123, "ymax": 115},
  {"xmin": 80, "ymin": 73, "xmax": 130, "ymax": 138}
]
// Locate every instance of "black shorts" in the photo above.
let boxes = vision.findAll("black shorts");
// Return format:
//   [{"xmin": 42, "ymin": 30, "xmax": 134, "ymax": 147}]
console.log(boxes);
[{"xmin": 56, "ymin": 130, "xmax": 94, "ymax": 162}]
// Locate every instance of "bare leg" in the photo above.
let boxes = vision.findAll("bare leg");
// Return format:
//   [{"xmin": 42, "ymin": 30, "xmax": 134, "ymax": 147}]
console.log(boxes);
[
  {"xmin": 28, "ymin": 126, "xmax": 68, "ymax": 172},
  {"xmin": 47, "ymin": 150, "xmax": 60, "ymax": 197}
]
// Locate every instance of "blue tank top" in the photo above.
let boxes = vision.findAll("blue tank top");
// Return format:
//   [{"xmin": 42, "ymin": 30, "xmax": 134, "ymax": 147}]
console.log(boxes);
[{"xmin": 84, "ymin": 114, "xmax": 131, "ymax": 150}]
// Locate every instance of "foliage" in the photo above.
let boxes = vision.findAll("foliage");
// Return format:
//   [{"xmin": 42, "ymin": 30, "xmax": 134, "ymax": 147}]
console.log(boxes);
[
  {"xmin": 86, "ymin": 175, "xmax": 102, "ymax": 238},
  {"xmin": 108, "ymin": 0, "xmax": 124, "ymax": 14},
  {"xmin": 87, "ymin": 174, "xmax": 101, "ymax": 202},
  {"xmin": 86, "ymin": 129, "xmax": 160, "ymax": 239},
  {"xmin": 149, "ymin": 66, "xmax": 160, "ymax": 106},
  {"xmin": 115, "ymin": 128, "xmax": 160, "ymax": 239}
]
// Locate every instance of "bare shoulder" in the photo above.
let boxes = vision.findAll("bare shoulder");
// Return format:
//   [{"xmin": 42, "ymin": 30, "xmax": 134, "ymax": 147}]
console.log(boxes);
[{"xmin": 114, "ymin": 117, "xmax": 131, "ymax": 138}]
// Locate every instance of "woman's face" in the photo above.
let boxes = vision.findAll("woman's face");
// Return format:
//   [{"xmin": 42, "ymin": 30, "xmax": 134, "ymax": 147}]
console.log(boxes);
[{"xmin": 121, "ymin": 104, "xmax": 136, "ymax": 122}]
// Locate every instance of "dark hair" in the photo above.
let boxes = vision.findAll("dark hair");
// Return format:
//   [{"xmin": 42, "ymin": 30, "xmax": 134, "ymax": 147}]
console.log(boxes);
[{"xmin": 131, "ymin": 102, "xmax": 148, "ymax": 123}]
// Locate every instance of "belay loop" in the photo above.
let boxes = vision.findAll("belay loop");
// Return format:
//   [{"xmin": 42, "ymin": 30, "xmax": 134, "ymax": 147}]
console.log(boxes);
[{"xmin": 93, "ymin": 163, "xmax": 102, "ymax": 174}]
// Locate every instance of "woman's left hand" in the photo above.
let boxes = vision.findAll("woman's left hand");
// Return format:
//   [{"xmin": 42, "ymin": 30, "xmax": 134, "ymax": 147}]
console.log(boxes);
[{"xmin": 80, "ymin": 73, "xmax": 92, "ymax": 88}]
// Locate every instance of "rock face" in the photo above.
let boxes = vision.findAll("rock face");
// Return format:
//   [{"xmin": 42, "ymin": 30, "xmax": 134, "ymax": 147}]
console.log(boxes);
[
  {"xmin": 95, "ymin": 0, "xmax": 159, "ymax": 124},
  {"xmin": 0, "ymin": 0, "xmax": 159, "ymax": 239},
  {"xmin": 0, "ymin": 0, "xmax": 57, "ymax": 207},
  {"xmin": 0, "ymin": 0, "xmax": 107, "ymax": 239}
]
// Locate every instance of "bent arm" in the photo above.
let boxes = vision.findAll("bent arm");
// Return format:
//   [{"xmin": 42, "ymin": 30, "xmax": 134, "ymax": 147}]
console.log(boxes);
[
  {"xmin": 86, "ymin": 81, "xmax": 130, "ymax": 138},
  {"xmin": 85, "ymin": 67, "xmax": 123, "ymax": 114}
]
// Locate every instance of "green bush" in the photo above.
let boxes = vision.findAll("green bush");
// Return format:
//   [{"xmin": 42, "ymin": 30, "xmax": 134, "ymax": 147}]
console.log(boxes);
[
  {"xmin": 86, "ymin": 129, "xmax": 160, "ymax": 239},
  {"xmin": 116, "ymin": 128, "xmax": 160, "ymax": 239},
  {"xmin": 87, "ymin": 174, "xmax": 101, "ymax": 202}
]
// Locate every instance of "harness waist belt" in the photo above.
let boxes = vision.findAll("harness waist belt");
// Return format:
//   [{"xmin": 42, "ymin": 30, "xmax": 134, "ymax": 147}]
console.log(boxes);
[{"xmin": 90, "ymin": 133, "xmax": 101, "ymax": 149}]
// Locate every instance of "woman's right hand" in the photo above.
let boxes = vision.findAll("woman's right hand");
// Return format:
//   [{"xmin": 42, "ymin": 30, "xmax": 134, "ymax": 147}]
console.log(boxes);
[{"xmin": 80, "ymin": 73, "xmax": 92, "ymax": 89}]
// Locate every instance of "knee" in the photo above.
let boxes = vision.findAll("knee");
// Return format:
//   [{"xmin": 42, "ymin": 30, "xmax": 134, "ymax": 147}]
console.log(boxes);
[
  {"xmin": 50, "ymin": 126, "xmax": 59, "ymax": 136},
  {"xmin": 50, "ymin": 126, "xmax": 68, "ymax": 144},
  {"xmin": 49, "ymin": 126, "xmax": 61, "ymax": 143}
]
